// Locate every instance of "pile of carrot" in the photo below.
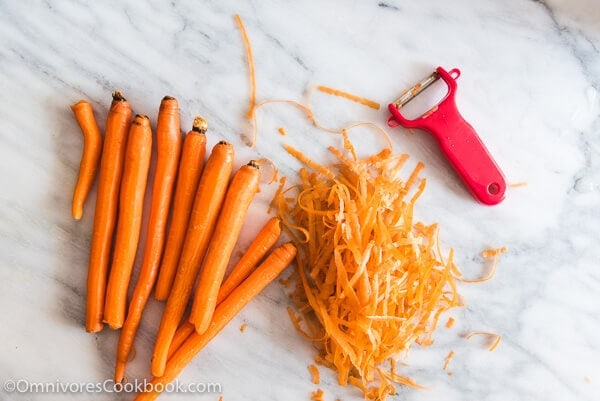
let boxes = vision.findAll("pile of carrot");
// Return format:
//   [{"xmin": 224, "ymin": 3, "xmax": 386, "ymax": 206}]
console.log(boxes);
[{"xmin": 69, "ymin": 92, "xmax": 295, "ymax": 395}]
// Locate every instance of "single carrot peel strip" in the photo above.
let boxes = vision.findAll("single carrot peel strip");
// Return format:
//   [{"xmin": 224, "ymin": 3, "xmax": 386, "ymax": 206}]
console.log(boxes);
[
  {"xmin": 234, "ymin": 15, "xmax": 256, "ymax": 121},
  {"xmin": 316, "ymin": 85, "xmax": 381, "ymax": 110},
  {"xmin": 308, "ymin": 364, "xmax": 321, "ymax": 384},
  {"xmin": 443, "ymin": 350, "xmax": 455, "ymax": 370}
]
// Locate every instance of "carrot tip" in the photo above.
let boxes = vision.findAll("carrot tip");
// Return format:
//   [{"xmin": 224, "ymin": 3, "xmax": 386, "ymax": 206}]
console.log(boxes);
[
  {"xmin": 112, "ymin": 91, "xmax": 126, "ymax": 102},
  {"xmin": 162, "ymin": 95, "xmax": 176, "ymax": 101},
  {"xmin": 192, "ymin": 116, "xmax": 208, "ymax": 133},
  {"xmin": 114, "ymin": 362, "xmax": 126, "ymax": 383}
]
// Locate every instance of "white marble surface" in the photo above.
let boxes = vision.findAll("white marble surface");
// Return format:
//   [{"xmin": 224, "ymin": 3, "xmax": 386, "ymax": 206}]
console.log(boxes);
[{"xmin": 1, "ymin": 0, "xmax": 599, "ymax": 400}]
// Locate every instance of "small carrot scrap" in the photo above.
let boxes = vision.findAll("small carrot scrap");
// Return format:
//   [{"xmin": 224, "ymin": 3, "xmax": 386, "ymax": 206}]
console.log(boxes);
[
  {"xmin": 85, "ymin": 91, "xmax": 131, "ymax": 333},
  {"xmin": 239, "ymin": 323, "xmax": 247, "ymax": 333},
  {"xmin": 189, "ymin": 161, "xmax": 262, "ymax": 335},
  {"xmin": 509, "ymin": 182, "xmax": 528, "ymax": 188},
  {"xmin": 445, "ymin": 317, "xmax": 455, "ymax": 329},
  {"xmin": 135, "ymin": 243, "xmax": 297, "ymax": 401},
  {"xmin": 216, "ymin": 217, "xmax": 281, "ymax": 304},
  {"xmin": 114, "ymin": 96, "xmax": 182, "ymax": 380},
  {"xmin": 316, "ymin": 85, "xmax": 381, "ymax": 110},
  {"xmin": 70, "ymin": 100, "xmax": 102, "ymax": 220},
  {"xmin": 308, "ymin": 364, "xmax": 320, "ymax": 384},
  {"xmin": 443, "ymin": 351, "xmax": 455, "ymax": 370},
  {"xmin": 456, "ymin": 247, "xmax": 507, "ymax": 283},
  {"xmin": 234, "ymin": 14, "xmax": 256, "ymax": 120},
  {"xmin": 276, "ymin": 137, "xmax": 458, "ymax": 400},
  {"xmin": 482, "ymin": 246, "xmax": 508, "ymax": 258},
  {"xmin": 466, "ymin": 331, "xmax": 502, "ymax": 352},
  {"xmin": 155, "ymin": 117, "xmax": 208, "ymax": 301},
  {"xmin": 103, "ymin": 115, "xmax": 153, "ymax": 330},
  {"xmin": 218, "ymin": 397, "xmax": 223, "ymax": 401},
  {"xmin": 152, "ymin": 141, "xmax": 234, "ymax": 377},
  {"xmin": 278, "ymin": 127, "xmax": 287, "ymax": 136},
  {"xmin": 310, "ymin": 389, "xmax": 324, "ymax": 401}
]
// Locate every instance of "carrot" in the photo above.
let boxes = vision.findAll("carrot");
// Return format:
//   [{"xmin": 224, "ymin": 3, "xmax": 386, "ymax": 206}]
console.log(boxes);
[
  {"xmin": 167, "ymin": 217, "xmax": 279, "ymax": 356},
  {"xmin": 103, "ymin": 115, "xmax": 153, "ymax": 330},
  {"xmin": 154, "ymin": 117, "xmax": 208, "ymax": 301},
  {"xmin": 234, "ymin": 14, "xmax": 255, "ymax": 120},
  {"xmin": 151, "ymin": 141, "xmax": 234, "ymax": 377},
  {"xmin": 112, "ymin": 96, "xmax": 182, "ymax": 378},
  {"xmin": 85, "ymin": 91, "xmax": 131, "ymax": 333},
  {"xmin": 70, "ymin": 100, "xmax": 103, "ymax": 220},
  {"xmin": 135, "ymin": 243, "xmax": 297, "ymax": 401},
  {"xmin": 167, "ymin": 321, "xmax": 195, "ymax": 360},
  {"xmin": 216, "ymin": 217, "xmax": 281, "ymax": 304},
  {"xmin": 189, "ymin": 161, "xmax": 262, "ymax": 335}
]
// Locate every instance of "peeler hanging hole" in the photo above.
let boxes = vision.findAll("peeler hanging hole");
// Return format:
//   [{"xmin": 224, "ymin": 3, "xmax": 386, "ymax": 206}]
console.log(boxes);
[
  {"xmin": 487, "ymin": 182, "xmax": 500, "ymax": 195},
  {"xmin": 449, "ymin": 68, "xmax": 461, "ymax": 79}
]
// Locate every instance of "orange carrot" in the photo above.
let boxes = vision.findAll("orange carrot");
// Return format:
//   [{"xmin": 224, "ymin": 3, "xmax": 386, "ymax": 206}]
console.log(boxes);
[
  {"xmin": 234, "ymin": 14, "xmax": 255, "ymax": 119},
  {"xmin": 85, "ymin": 92, "xmax": 131, "ymax": 333},
  {"xmin": 113, "ymin": 96, "xmax": 182, "ymax": 379},
  {"xmin": 70, "ymin": 100, "xmax": 103, "ymax": 220},
  {"xmin": 167, "ymin": 321, "xmax": 195, "ymax": 360},
  {"xmin": 103, "ymin": 115, "xmax": 152, "ymax": 330},
  {"xmin": 151, "ymin": 142, "xmax": 234, "ymax": 377},
  {"xmin": 135, "ymin": 243, "xmax": 297, "ymax": 401},
  {"xmin": 189, "ymin": 161, "xmax": 262, "ymax": 334},
  {"xmin": 154, "ymin": 117, "xmax": 208, "ymax": 301},
  {"xmin": 216, "ymin": 217, "xmax": 281, "ymax": 304},
  {"xmin": 167, "ymin": 215, "xmax": 279, "ymax": 357}
]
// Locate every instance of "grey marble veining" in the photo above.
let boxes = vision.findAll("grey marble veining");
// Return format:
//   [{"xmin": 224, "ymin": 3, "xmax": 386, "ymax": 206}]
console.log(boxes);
[{"xmin": 0, "ymin": 1, "xmax": 598, "ymax": 400}]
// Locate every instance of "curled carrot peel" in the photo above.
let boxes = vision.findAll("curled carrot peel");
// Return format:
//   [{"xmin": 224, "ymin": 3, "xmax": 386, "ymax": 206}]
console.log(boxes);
[
  {"xmin": 114, "ymin": 96, "xmax": 182, "ymax": 381},
  {"xmin": 135, "ymin": 243, "xmax": 297, "ymax": 401},
  {"xmin": 466, "ymin": 331, "xmax": 502, "ymax": 352},
  {"xmin": 70, "ymin": 100, "xmax": 102, "ymax": 220},
  {"xmin": 190, "ymin": 161, "xmax": 262, "ymax": 335},
  {"xmin": 103, "ymin": 115, "xmax": 153, "ymax": 330},
  {"xmin": 216, "ymin": 217, "xmax": 281, "ymax": 304},
  {"xmin": 154, "ymin": 117, "xmax": 208, "ymax": 301},
  {"xmin": 275, "ymin": 139, "xmax": 457, "ymax": 399},
  {"xmin": 315, "ymin": 85, "xmax": 381, "ymax": 110},
  {"xmin": 85, "ymin": 91, "xmax": 131, "ymax": 333},
  {"xmin": 455, "ymin": 246, "xmax": 507, "ymax": 283},
  {"xmin": 151, "ymin": 142, "xmax": 234, "ymax": 378}
]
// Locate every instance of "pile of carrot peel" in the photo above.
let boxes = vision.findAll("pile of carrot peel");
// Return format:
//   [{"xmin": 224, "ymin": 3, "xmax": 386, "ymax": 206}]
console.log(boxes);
[{"xmin": 274, "ymin": 135, "xmax": 465, "ymax": 399}]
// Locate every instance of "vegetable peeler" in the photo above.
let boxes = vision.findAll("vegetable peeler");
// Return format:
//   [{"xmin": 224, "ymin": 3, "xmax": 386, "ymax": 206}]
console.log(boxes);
[{"xmin": 387, "ymin": 66, "xmax": 506, "ymax": 205}]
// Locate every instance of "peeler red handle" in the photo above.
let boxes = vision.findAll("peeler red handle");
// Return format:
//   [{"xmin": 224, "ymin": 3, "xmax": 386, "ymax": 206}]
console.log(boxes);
[{"xmin": 388, "ymin": 67, "xmax": 506, "ymax": 205}]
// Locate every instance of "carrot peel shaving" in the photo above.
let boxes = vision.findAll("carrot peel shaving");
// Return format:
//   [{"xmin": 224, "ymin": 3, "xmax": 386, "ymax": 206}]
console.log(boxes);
[
  {"xmin": 276, "ymin": 139, "xmax": 460, "ymax": 400},
  {"xmin": 466, "ymin": 331, "xmax": 502, "ymax": 352}
]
